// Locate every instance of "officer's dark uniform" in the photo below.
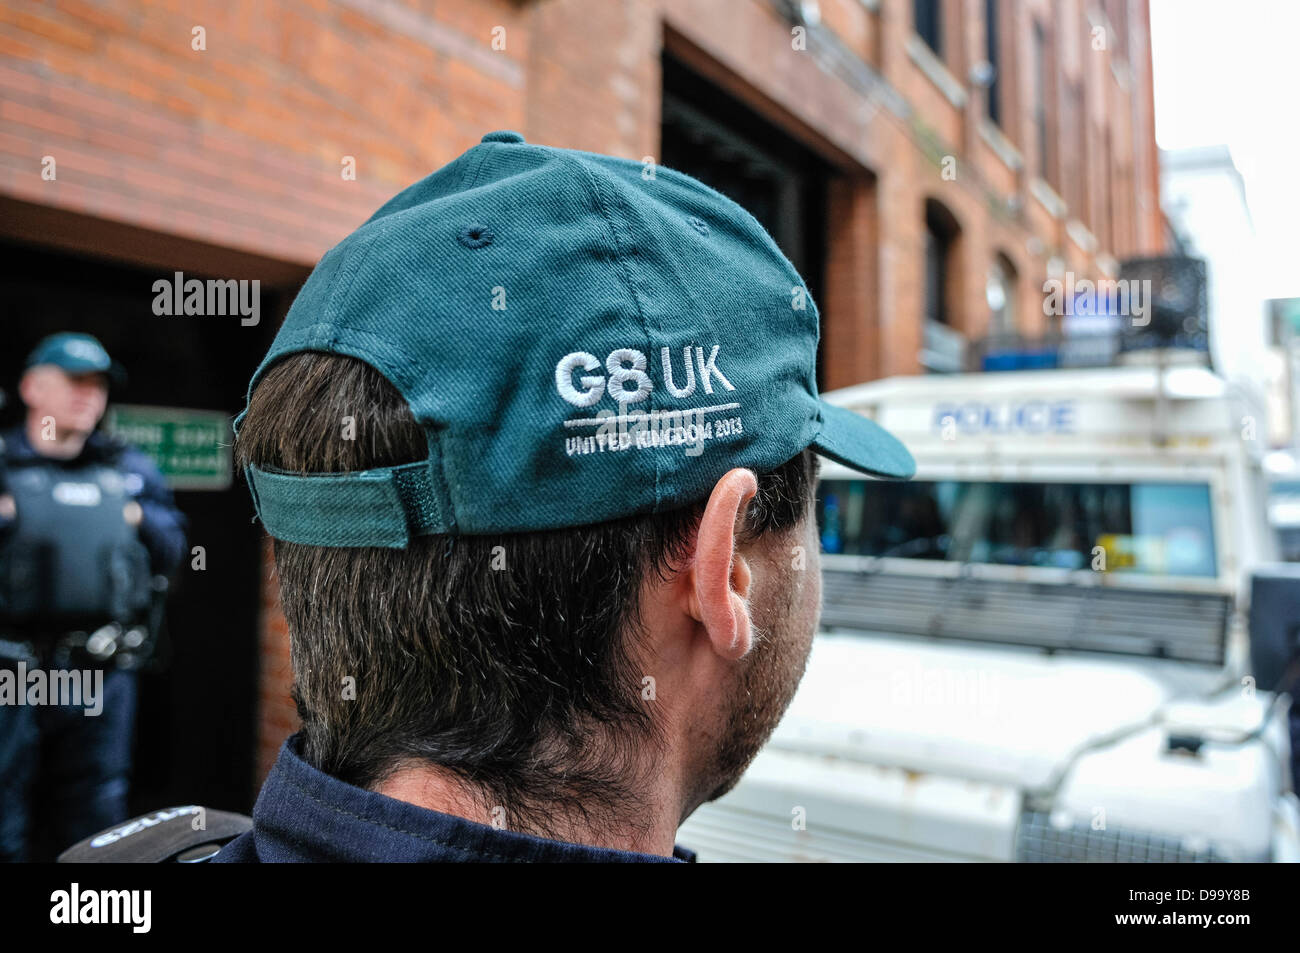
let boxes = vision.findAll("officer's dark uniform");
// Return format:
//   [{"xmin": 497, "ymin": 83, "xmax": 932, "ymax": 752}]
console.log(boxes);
[{"xmin": 0, "ymin": 422, "xmax": 186, "ymax": 862}]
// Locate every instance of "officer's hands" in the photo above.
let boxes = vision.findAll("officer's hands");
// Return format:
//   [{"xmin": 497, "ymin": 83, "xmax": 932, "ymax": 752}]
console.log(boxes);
[{"xmin": 0, "ymin": 493, "xmax": 14, "ymax": 522}]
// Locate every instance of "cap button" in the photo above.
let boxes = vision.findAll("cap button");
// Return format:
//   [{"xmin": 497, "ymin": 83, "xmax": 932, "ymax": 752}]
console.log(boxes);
[{"xmin": 481, "ymin": 130, "xmax": 525, "ymax": 144}]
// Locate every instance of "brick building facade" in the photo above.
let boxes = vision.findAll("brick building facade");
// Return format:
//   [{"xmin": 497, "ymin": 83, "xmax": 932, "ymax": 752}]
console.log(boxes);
[{"xmin": 0, "ymin": 0, "xmax": 1163, "ymax": 802}]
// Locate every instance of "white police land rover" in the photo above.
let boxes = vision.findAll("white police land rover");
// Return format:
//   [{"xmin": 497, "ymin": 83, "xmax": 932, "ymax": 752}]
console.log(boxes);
[{"xmin": 679, "ymin": 360, "xmax": 1300, "ymax": 862}]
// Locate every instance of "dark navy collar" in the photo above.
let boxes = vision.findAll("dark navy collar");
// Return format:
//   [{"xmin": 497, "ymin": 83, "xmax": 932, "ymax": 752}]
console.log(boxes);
[
  {"xmin": 214, "ymin": 733, "xmax": 696, "ymax": 863},
  {"xmin": 2, "ymin": 425, "xmax": 43, "ymax": 464},
  {"xmin": 2, "ymin": 425, "xmax": 116, "ymax": 467}
]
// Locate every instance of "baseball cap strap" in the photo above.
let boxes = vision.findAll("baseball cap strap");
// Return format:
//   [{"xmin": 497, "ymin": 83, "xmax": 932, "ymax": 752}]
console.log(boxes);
[{"xmin": 244, "ymin": 458, "xmax": 451, "ymax": 547}]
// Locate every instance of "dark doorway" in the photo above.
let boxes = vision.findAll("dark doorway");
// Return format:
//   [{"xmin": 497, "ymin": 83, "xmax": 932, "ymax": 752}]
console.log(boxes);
[
  {"xmin": 924, "ymin": 198, "xmax": 960, "ymax": 328},
  {"xmin": 660, "ymin": 53, "xmax": 831, "ymax": 386},
  {"xmin": 0, "ymin": 238, "xmax": 290, "ymax": 817}
]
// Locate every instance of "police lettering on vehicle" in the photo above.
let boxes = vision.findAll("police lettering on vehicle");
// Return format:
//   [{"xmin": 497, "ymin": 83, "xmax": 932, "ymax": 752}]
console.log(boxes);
[{"xmin": 933, "ymin": 400, "xmax": 1075, "ymax": 436}]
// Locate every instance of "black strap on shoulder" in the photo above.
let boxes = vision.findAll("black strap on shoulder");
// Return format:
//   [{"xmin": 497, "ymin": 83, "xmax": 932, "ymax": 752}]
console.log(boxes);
[{"xmin": 57, "ymin": 806, "xmax": 252, "ymax": 863}]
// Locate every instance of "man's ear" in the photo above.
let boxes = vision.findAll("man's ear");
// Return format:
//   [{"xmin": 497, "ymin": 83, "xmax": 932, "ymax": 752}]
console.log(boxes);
[
  {"xmin": 688, "ymin": 468, "xmax": 759, "ymax": 661},
  {"xmin": 17, "ymin": 369, "xmax": 40, "ymax": 407}
]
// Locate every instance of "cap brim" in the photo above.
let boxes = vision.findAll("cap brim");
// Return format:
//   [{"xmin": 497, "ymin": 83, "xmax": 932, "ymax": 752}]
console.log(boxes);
[
  {"xmin": 106, "ymin": 359, "xmax": 127, "ymax": 387},
  {"xmin": 811, "ymin": 400, "xmax": 915, "ymax": 479},
  {"xmin": 45, "ymin": 358, "xmax": 126, "ymax": 387}
]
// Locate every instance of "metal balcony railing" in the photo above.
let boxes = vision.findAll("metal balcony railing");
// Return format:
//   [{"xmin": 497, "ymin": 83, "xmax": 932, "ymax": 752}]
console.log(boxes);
[{"xmin": 966, "ymin": 256, "xmax": 1210, "ymax": 372}]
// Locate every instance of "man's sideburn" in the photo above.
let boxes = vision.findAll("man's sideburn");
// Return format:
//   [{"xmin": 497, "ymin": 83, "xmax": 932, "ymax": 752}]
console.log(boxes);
[{"xmin": 698, "ymin": 515, "xmax": 820, "ymax": 806}]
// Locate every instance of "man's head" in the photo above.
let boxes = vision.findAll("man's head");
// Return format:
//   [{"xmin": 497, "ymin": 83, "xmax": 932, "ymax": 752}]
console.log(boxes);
[
  {"xmin": 19, "ymin": 334, "xmax": 120, "ymax": 447},
  {"xmin": 20, "ymin": 366, "xmax": 109, "ymax": 437},
  {"xmin": 235, "ymin": 131, "xmax": 912, "ymax": 843},
  {"xmin": 236, "ymin": 352, "xmax": 820, "ymax": 836}
]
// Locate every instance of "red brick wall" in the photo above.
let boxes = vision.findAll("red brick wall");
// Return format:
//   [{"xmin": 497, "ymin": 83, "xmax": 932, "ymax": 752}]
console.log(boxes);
[{"xmin": 0, "ymin": 0, "xmax": 527, "ymax": 265}]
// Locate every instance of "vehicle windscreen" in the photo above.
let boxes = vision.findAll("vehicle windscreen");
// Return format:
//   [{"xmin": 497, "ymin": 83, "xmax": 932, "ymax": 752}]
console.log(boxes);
[{"xmin": 817, "ymin": 479, "xmax": 1217, "ymax": 577}]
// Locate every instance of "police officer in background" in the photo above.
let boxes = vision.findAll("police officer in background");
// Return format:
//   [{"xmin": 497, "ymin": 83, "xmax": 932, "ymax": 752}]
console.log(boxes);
[{"xmin": 0, "ymin": 333, "xmax": 187, "ymax": 862}]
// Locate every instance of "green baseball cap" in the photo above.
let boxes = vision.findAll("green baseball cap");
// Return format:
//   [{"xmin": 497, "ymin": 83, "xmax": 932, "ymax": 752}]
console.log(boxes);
[
  {"xmin": 237, "ymin": 130, "xmax": 913, "ymax": 547},
  {"xmin": 25, "ymin": 332, "xmax": 125, "ymax": 385}
]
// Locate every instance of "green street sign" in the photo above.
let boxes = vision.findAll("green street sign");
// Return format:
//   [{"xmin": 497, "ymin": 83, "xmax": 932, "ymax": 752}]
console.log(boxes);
[{"xmin": 103, "ymin": 404, "xmax": 232, "ymax": 491}]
